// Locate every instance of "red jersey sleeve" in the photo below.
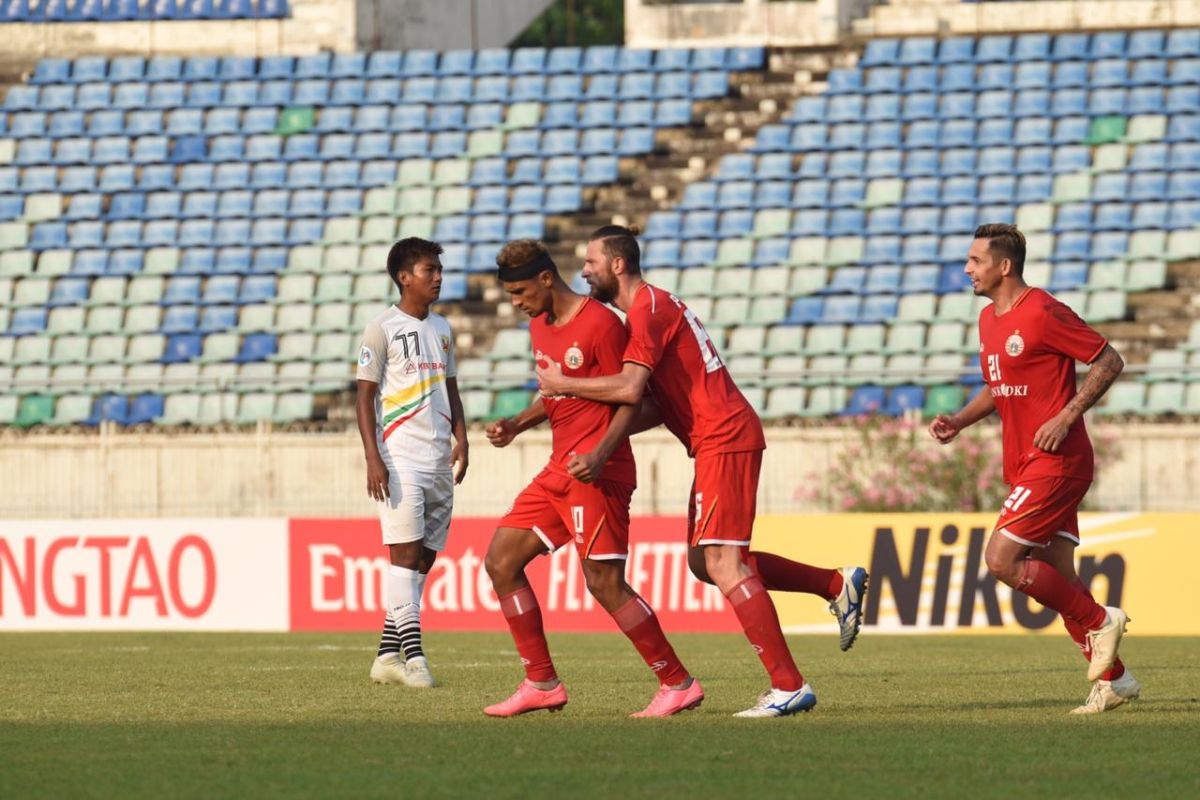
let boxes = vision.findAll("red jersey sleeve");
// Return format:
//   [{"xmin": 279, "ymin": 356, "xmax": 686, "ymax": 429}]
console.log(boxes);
[
  {"xmin": 1042, "ymin": 298, "xmax": 1107, "ymax": 363},
  {"xmin": 622, "ymin": 294, "xmax": 673, "ymax": 371}
]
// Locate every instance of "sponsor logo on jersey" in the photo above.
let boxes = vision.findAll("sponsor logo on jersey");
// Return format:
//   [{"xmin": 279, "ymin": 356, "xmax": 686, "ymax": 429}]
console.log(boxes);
[
  {"xmin": 989, "ymin": 383, "xmax": 1029, "ymax": 398},
  {"xmin": 564, "ymin": 345, "xmax": 584, "ymax": 370},
  {"xmin": 440, "ymin": 335, "xmax": 450, "ymax": 352},
  {"xmin": 358, "ymin": 347, "xmax": 372, "ymax": 367},
  {"xmin": 1005, "ymin": 333, "xmax": 1025, "ymax": 357},
  {"xmin": 404, "ymin": 359, "xmax": 417, "ymax": 375}
]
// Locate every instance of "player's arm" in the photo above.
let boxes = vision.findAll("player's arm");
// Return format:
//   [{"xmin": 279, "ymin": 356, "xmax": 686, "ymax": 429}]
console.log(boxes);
[
  {"xmin": 630, "ymin": 394, "xmax": 662, "ymax": 435},
  {"xmin": 537, "ymin": 360, "xmax": 651, "ymax": 405},
  {"xmin": 485, "ymin": 395, "xmax": 548, "ymax": 448},
  {"xmin": 568, "ymin": 400, "xmax": 642, "ymax": 484},
  {"xmin": 446, "ymin": 377, "xmax": 469, "ymax": 484},
  {"xmin": 1034, "ymin": 343, "xmax": 1125, "ymax": 452},
  {"xmin": 356, "ymin": 379, "xmax": 390, "ymax": 501},
  {"xmin": 929, "ymin": 386, "xmax": 996, "ymax": 445}
]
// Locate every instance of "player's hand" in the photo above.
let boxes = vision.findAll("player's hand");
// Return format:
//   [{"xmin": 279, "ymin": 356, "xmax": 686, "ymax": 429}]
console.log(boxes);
[
  {"xmin": 1033, "ymin": 411, "xmax": 1073, "ymax": 453},
  {"xmin": 485, "ymin": 417, "xmax": 519, "ymax": 448},
  {"xmin": 536, "ymin": 357, "xmax": 566, "ymax": 398},
  {"xmin": 450, "ymin": 440, "xmax": 469, "ymax": 484},
  {"xmin": 567, "ymin": 451, "xmax": 605, "ymax": 484},
  {"xmin": 928, "ymin": 414, "xmax": 960, "ymax": 444},
  {"xmin": 366, "ymin": 455, "xmax": 390, "ymax": 502}
]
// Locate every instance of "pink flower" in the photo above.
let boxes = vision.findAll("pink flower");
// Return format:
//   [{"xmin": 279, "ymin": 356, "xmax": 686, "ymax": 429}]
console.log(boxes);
[{"xmin": 841, "ymin": 496, "xmax": 858, "ymax": 510}]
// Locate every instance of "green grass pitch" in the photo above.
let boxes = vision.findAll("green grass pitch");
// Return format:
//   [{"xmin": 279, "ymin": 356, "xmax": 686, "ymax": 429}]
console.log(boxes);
[{"xmin": 1, "ymin": 632, "xmax": 1197, "ymax": 799}]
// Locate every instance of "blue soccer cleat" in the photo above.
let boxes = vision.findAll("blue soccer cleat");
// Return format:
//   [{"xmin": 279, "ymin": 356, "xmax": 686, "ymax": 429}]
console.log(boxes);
[
  {"xmin": 830, "ymin": 566, "xmax": 869, "ymax": 652},
  {"xmin": 734, "ymin": 683, "xmax": 818, "ymax": 718}
]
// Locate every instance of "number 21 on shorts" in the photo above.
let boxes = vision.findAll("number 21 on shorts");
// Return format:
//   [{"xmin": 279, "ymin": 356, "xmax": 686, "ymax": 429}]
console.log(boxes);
[{"xmin": 1004, "ymin": 485, "xmax": 1032, "ymax": 512}]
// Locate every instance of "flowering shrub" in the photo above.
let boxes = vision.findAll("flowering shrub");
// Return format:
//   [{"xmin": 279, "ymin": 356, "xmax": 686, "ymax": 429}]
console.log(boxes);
[{"xmin": 803, "ymin": 415, "xmax": 1122, "ymax": 513}]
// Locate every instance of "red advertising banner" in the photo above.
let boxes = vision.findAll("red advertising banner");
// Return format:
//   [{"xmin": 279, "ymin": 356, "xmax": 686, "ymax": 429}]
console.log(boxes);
[{"xmin": 289, "ymin": 517, "xmax": 740, "ymax": 633}]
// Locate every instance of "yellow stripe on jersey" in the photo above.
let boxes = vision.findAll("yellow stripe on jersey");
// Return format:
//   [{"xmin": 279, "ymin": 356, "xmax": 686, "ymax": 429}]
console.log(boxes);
[{"xmin": 382, "ymin": 373, "xmax": 447, "ymax": 411}]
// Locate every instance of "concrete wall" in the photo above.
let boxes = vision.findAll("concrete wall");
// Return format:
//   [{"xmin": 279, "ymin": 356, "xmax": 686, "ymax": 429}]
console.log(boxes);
[
  {"xmin": 357, "ymin": 0, "xmax": 555, "ymax": 51},
  {"xmin": 1, "ymin": 422, "xmax": 1196, "ymax": 519},
  {"xmin": 625, "ymin": 0, "xmax": 846, "ymax": 49},
  {"xmin": 855, "ymin": 0, "xmax": 1200, "ymax": 36}
]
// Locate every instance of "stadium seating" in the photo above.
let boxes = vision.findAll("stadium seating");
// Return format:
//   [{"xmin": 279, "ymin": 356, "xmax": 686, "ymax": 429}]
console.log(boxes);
[{"xmin": 1, "ymin": 46, "xmax": 755, "ymax": 424}]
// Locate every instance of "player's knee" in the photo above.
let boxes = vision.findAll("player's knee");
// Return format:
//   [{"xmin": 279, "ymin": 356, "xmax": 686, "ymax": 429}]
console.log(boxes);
[
  {"xmin": 483, "ymin": 543, "xmax": 516, "ymax": 584},
  {"xmin": 687, "ymin": 548, "xmax": 713, "ymax": 584},
  {"xmin": 581, "ymin": 561, "xmax": 622, "ymax": 602},
  {"xmin": 984, "ymin": 549, "xmax": 1019, "ymax": 586},
  {"xmin": 702, "ymin": 547, "xmax": 745, "ymax": 592}
]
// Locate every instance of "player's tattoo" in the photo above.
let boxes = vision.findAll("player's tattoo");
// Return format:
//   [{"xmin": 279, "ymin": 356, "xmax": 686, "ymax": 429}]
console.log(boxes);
[{"xmin": 1065, "ymin": 345, "xmax": 1124, "ymax": 419}]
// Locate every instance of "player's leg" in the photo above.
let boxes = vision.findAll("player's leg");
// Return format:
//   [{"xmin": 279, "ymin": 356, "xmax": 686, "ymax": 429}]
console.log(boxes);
[
  {"xmin": 1034, "ymin": 535, "xmax": 1140, "ymax": 713},
  {"xmin": 986, "ymin": 477, "xmax": 1127, "ymax": 681},
  {"xmin": 686, "ymin": 453, "xmax": 814, "ymax": 717}
]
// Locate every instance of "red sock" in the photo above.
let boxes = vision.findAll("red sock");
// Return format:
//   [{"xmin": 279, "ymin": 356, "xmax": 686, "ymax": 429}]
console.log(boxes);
[
  {"xmin": 1016, "ymin": 560, "xmax": 1107, "ymax": 630},
  {"xmin": 498, "ymin": 587, "xmax": 557, "ymax": 683},
  {"xmin": 725, "ymin": 576, "xmax": 803, "ymax": 692},
  {"xmin": 611, "ymin": 595, "xmax": 689, "ymax": 686},
  {"xmin": 748, "ymin": 552, "xmax": 843, "ymax": 600},
  {"xmin": 1063, "ymin": 579, "xmax": 1126, "ymax": 681}
]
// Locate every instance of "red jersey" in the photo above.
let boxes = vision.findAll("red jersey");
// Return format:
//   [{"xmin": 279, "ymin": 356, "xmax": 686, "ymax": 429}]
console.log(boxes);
[
  {"xmin": 978, "ymin": 287, "xmax": 1107, "ymax": 485},
  {"xmin": 531, "ymin": 297, "xmax": 637, "ymax": 487},
  {"xmin": 622, "ymin": 283, "xmax": 765, "ymax": 458}
]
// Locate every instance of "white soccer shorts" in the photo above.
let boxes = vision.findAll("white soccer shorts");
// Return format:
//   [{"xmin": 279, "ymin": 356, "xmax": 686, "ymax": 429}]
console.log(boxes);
[{"xmin": 377, "ymin": 470, "xmax": 454, "ymax": 551}]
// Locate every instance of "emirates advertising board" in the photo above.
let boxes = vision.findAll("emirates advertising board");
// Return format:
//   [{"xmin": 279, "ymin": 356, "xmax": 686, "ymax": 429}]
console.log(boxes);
[{"xmin": 1, "ymin": 514, "xmax": 1194, "ymax": 634}]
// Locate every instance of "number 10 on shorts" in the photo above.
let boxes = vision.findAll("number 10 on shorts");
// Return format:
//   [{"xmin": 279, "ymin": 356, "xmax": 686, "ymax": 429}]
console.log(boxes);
[
  {"xmin": 1004, "ymin": 486, "xmax": 1032, "ymax": 512},
  {"xmin": 571, "ymin": 505, "xmax": 584, "ymax": 534}
]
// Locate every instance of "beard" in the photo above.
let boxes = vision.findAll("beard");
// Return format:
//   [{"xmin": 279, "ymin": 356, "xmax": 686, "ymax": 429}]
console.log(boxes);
[{"xmin": 588, "ymin": 274, "xmax": 618, "ymax": 304}]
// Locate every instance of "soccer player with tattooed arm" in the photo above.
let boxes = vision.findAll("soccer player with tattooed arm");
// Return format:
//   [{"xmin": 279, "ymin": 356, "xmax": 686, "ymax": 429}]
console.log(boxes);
[
  {"xmin": 537, "ymin": 225, "xmax": 869, "ymax": 718},
  {"xmin": 930, "ymin": 223, "xmax": 1138, "ymax": 714}
]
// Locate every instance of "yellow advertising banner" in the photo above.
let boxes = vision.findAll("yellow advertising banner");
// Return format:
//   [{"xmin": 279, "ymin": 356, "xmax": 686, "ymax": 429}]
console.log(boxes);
[{"xmin": 755, "ymin": 513, "xmax": 1197, "ymax": 636}]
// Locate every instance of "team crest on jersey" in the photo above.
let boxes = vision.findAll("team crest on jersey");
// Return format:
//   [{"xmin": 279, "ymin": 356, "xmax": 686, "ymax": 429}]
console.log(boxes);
[
  {"xmin": 440, "ymin": 335, "xmax": 450, "ymax": 352},
  {"xmin": 1005, "ymin": 333, "xmax": 1025, "ymax": 357},
  {"xmin": 564, "ymin": 345, "xmax": 585, "ymax": 370},
  {"xmin": 358, "ymin": 347, "xmax": 372, "ymax": 367}
]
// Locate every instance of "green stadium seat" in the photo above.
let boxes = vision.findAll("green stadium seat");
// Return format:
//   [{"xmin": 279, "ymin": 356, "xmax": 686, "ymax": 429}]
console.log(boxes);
[
  {"xmin": 1086, "ymin": 261, "xmax": 1124, "ymax": 290},
  {"xmin": 49, "ymin": 394, "xmax": 91, "ymax": 426},
  {"xmin": 455, "ymin": 358, "xmax": 491, "ymax": 390},
  {"xmin": 314, "ymin": 303, "xmax": 352, "ymax": 333},
  {"xmin": 23, "ymin": 193, "xmax": 62, "ymax": 222},
  {"xmin": 764, "ymin": 325, "xmax": 803, "ymax": 355},
  {"xmin": 469, "ymin": 131, "xmax": 503, "ymax": 158},
  {"xmin": 278, "ymin": 362, "xmax": 314, "ymax": 391},
  {"xmin": 13, "ymin": 278, "xmax": 51, "ymax": 307},
  {"xmin": 1127, "ymin": 231, "xmax": 1165, "ymax": 261},
  {"xmin": 276, "ymin": 275, "xmax": 315, "ymax": 305},
  {"xmin": 924, "ymin": 322, "xmax": 966, "ymax": 354},
  {"xmin": 14, "ymin": 335, "xmax": 51, "ymax": 365},
  {"xmin": 49, "ymin": 364, "xmax": 87, "ymax": 394},
  {"xmin": 1092, "ymin": 143, "xmax": 1127, "ymax": 173},
  {"xmin": 0, "ymin": 222, "xmax": 29, "ymax": 251},
  {"xmin": 463, "ymin": 390, "xmax": 492, "ymax": 421},
  {"xmin": 753, "ymin": 209, "xmax": 790, "ymax": 238},
  {"xmin": 433, "ymin": 159, "xmax": 471, "ymax": 187},
  {"xmin": 505, "ymin": 103, "xmax": 541, "ymax": 129},
  {"xmin": 37, "ymin": 250, "xmax": 73, "ymax": 276},
  {"xmin": 323, "ymin": 218, "xmax": 360, "ymax": 244},
  {"xmin": 398, "ymin": 187, "xmax": 434, "ymax": 216},
  {"xmin": 199, "ymin": 363, "xmax": 236, "ymax": 392},
  {"xmin": 1165, "ymin": 231, "xmax": 1200, "ymax": 262},
  {"xmin": 490, "ymin": 389, "xmax": 532, "ymax": 420},
  {"xmin": 933, "ymin": 294, "xmax": 974, "ymax": 323},
  {"xmin": 398, "ymin": 216, "xmax": 434, "ymax": 239},
  {"xmin": 806, "ymin": 354, "xmax": 847, "ymax": 386},
  {"xmin": 492, "ymin": 359, "xmax": 532, "ymax": 389},
  {"xmin": 434, "ymin": 187, "xmax": 471, "ymax": 217},
  {"xmin": 14, "ymin": 365, "xmax": 50, "ymax": 391},
  {"xmin": 47, "ymin": 307, "xmax": 84, "ymax": 334},
  {"xmin": 752, "ymin": 267, "xmax": 790, "ymax": 295},
  {"xmin": 88, "ymin": 364, "xmax": 124, "ymax": 392},
  {"xmin": 844, "ymin": 324, "xmax": 885, "ymax": 355},
  {"xmin": 678, "ymin": 268, "xmax": 716, "ymax": 297},
  {"xmin": 315, "ymin": 274, "xmax": 353, "ymax": 304},
  {"xmin": 87, "ymin": 276, "xmax": 126, "ymax": 306},
  {"xmin": 162, "ymin": 363, "xmax": 201, "ymax": 394},
  {"xmin": 728, "ymin": 355, "xmax": 765, "ymax": 387},
  {"xmin": 826, "ymin": 237, "xmax": 864, "ymax": 266},
  {"xmin": 897, "ymin": 294, "xmax": 937, "ymax": 322},
  {"xmin": 159, "ymin": 393, "xmax": 202, "ymax": 426},
  {"xmin": 925, "ymin": 353, "xmax": 967, "ymax": 384},
  {"xmin": 847, "ymin": 354, "xmax": 885, "ymax": 385},
  {"xmin": 123, "ymin": 276, "xmax": 163, "ymax": 306},
  {"xmin": 275, "ymin": 393, "xmax": 314, "ymax": 423},
  {"xmin": 353, "ymin": 274, "xmax": 392, "ymax": 303},
  {"xmin": 1141, "ymin": 349, "xmax": 1186, "ymax": 383},
  {"xmin": 1016, "ymin": 203, "xmax": 1053, "ymax": 232},
  {"xmin": 715, "ymin": 240, "xmax": 753, "ymax": 268},
  {"xmin": 643, "ymin": 269, "xmax": 679, "ymax": 294},
  {"xmin": 273, "ymin": 333, "xmax": 317, "ymax": 364},
  {"xmin": 287, "ymin": 245, "xmax": 323, "ymax": 272},
  {"xmin": 362, "ymin": 188, "xmax": 397, "ymax": 216},
  {"xmin": 763, "ymin": 386, "xmax": 805, "ymax": 420},
  {"xmin": 0, "ymin": 396, "xmax": 18, "ymax": 425},
  {"xmin": 200, "ymin": 333, "xmax": 239, "ymax": 363},
  {"xmin": 86, "ymin": 306, "xmax": 124, "ymax": 335},
  {"xmin": 239, "ymin": 304, "xmax": 275, "ymax": 333},
  {"xmin": 489, "ymin": 329, "xmax": 531, "ymax": 360},
  {"xmin": 1185, "ymin": 384, "xmax": 1200, "ymax": 413},
  {"xmin": 198, "ymin": 393, "xmax": 239, "ymax": 425},
  {"xmin": 314, "ymin": 333, "xmax": 352, "ymax": 363},
  {"xmin": 15, "ymin": 394, "xmax": 55, "ymax": 428},
  {"xmin": 398, "ymin": 159, "xmax": 434, "ymax": 187},
  {"xmin": 360, "ymin": 218, "xmax": 396, "ymax": 245},
  {"xmin": 923, "ymin": 384, "xmax": 964, "ymax": 417},
  {"xmin": 323, "ymin": 245, "xmax": 360, "ymax": 273},
  {"xmin": 864, "ymin": 178, "xmax": 902, "ymax": 208},
  {"xmin": 1086, "ymin": 116, "xmax": 1126, "ymax": 145},
  {"xmin": 1143, "ymin": 381, "xmax": 1185, "ymax": 415},
  {"xmin": 1, "ymin": 251, "xmax": 34, "ymax": 276},
  {"xmin": 276, "ymin": 304, "xmax": 315, "ymax": 333}
]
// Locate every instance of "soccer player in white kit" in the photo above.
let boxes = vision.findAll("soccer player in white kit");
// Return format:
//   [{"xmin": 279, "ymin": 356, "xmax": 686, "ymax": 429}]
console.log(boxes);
[{"xmin": 356, "ymin": 237, "xmax": 469, "ymax": 688}]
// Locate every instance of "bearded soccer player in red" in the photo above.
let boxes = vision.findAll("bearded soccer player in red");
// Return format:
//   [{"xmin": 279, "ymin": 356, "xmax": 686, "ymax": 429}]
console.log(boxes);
[
  {"xmin": 536, "ymin": 225, "xmax": 868, "ymax": 718},
  {"xmin": 930, "ymin": 223, "xmax": 1137, "ymax": 714},
  {"xmin": 482, "ymin": 239, "xmax": 703, "ymax": 718}
]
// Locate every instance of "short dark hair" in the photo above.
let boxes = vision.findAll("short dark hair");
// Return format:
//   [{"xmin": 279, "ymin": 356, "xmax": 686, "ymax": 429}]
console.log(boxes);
[
  {"xmin": 387, "ymin": 238, "xmax": 443, "ymax": 286},
  {"xmin": 974, "ymin": 223, "xmax": 1026, "ymax": 277},
  {"xmin": 495, "ymin": 239, "xmax": 556, "ymax": 278},
  {"xmin": 589, "ymin": 224, "xmax": 641, "ymax": 274}
]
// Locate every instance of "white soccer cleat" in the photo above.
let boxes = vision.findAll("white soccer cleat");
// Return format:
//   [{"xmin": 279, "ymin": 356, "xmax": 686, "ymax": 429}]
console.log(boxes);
[
  {"xmin": 1071, "ymin": 670, "xmax": 1142, "ymax": 715},
  {"xmin": 829, "ymin": 566, "xmax": 870, "ymax": 652},
  {"xmin": 1085, "ymin": 607, "xmax": 1129, "ymax": 682},
  {"xmin": 733, "ymin": 683, "xmax": 818, "ymax": 718},
  {"xmin": 370, "ymin": 653, "xmax": 408, "ymax": 685},
  {"xmin": 401, "ymin": 655, "xmax": 436, "ymax": 688}
]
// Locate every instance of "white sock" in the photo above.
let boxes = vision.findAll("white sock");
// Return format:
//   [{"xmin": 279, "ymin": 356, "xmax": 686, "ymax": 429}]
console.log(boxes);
[{"xmin": 388, "ymin": 564, "xmax": 424, "ymax": 662}]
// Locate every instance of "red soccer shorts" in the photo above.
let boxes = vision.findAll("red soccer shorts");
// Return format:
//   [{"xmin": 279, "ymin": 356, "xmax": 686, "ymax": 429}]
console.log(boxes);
[
  {"xmin": 500, "ymin": 467, "xmax": 634, "ymax": 561},
  {"xmin": 687, "ymin": 449, "xmax": 763, "ymax": 547},
  {"xmin": 994, "ymin": 475, "xmax": 1092, "ymax": 548}
]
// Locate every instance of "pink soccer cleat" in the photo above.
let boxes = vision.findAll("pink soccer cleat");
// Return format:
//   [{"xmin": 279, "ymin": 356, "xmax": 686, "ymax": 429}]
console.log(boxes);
[
  {"xmin": 483, "ymin": 680, "xmax": 568, "ymax": 717},
  {"xmin": 630, "ymin": 678, "xmax": 705, "ymax": 718}
]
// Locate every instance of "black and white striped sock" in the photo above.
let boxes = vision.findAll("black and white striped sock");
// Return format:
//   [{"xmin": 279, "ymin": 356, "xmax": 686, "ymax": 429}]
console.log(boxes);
[
  {"xmin": 393, "ymin": 603, "xmax": 423, "ymax": 661},
  {"xmin": 378, "ymin": 613, "xmax": 402, "ymax": 657}
]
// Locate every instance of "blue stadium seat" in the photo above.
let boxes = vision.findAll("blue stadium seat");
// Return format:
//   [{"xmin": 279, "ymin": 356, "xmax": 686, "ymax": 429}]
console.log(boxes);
[
  {"xmin": 199, "ymin": 306, "xmax": 237, "ymax": 333},
  {"xmin": 126, "ymin": 395, "xmax": 165, "ymax": 425},
  {"xmin": 511, "ymin": 48, "xmax": 547, "ymax": 75},
  {"xmin": 48, "ymin": 277, "xmax": 89, "ymax": 308},
  {"xmin": 162, "ymin": 334, "xmax": 202, "ymax": 363},
  {"xmin": 236, "ymin": 333, "xmax": 277, "ymax": 363},
  {"xmin": 845, "ymin": 385, "xmax": 885, "ymax": 415},
  {"xmin": 680, "ymin": 182, "xmax": 717, "ymax": 210},
  {"xmin": 885, "ymin": 386, "xmax": 925, "ymax": 416}
]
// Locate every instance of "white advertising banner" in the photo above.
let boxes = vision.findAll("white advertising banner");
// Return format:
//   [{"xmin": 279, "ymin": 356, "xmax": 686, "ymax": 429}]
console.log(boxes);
[{"xmin": 0, "ymin": 519, "xmax": 289, "ymax": 631}]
